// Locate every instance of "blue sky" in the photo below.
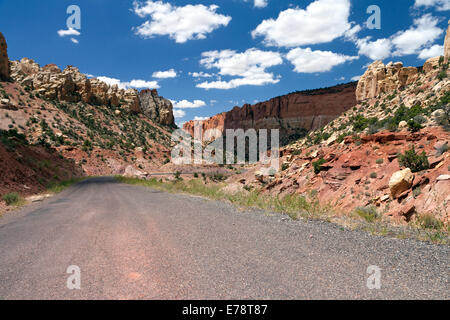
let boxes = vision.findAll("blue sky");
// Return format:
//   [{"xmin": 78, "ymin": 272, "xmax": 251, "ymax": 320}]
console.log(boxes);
[{"xmin": 0, "ymin": 0, "xmax": 449, "ymax": 126}]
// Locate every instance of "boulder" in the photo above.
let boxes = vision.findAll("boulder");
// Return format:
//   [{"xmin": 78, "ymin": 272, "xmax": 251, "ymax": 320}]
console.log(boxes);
[
  {"xmin": 423, "ymin": 56, "xmax": 440, "ymax": 74},
  {"xmin": 123, "ymin": 165, "xmax": 147, "ymax": 179},
  {"xmin": 437, "ymin": 175, "xmax": 450, "ymax": 181},
  {"xmin": 389, "ymin": 168, "xmax": 414, "ymax": 199}
]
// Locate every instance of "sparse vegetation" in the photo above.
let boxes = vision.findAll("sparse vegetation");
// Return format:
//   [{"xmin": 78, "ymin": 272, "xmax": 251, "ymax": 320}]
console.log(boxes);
[
  {"xmin": 398, "ymin": 146, "xmax": 429, "ymax": 173},
  {"xmin": 2, "ymin": 192, "xmax": 22, "ymax": 206},
  {"xmin": 312, "ymin": 158, "xmax": 327, "ymax": 174},
  {"xmin": 353, "ymin": 206, "xmax": 379, "ymax": 222}
]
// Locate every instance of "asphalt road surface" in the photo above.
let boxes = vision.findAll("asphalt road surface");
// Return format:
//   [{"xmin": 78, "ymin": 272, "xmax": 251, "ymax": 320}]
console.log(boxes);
[{"xmin": 0, "ymin": 177, "xmax": 448, "ymax": 299}]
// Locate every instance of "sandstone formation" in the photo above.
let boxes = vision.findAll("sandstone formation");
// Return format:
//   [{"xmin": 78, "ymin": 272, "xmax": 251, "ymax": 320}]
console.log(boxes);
[
  {"xmin": 0, "ymin": 32, "xmax": 10, "ymax": 80},
  {"xmin": 356, "ymin": 61, "xmax": 419, "ymax": 101},
  {"xmin": 139, "ymin": 89, "xmax": 175, "ymax": 127},
  {"xmin": 10, "ymin": 58, "xmax": 174, "ymax": 126},
  {"xmin": 184, "ymin": 82, "xmax": 357, "ymax": 143},
  {"xmin": 444, "ymin": 20, "xmax": 450, "ymax": 64}
]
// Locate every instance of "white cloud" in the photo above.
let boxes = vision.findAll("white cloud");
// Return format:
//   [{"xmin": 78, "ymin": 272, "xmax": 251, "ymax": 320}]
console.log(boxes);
[
  {"xmin": 254, "ymin": 0, "xmax": 268, "ymax": 8},
  {"xmin": 171, "ymin": 99, "xmax": 207, "ymax": 109},
  {"xmin": 351, "ymin": 75, "xmax": 362, "ymax": 81},
  {"xmin": 57, "ymin": 28, "xmax": 80, "ymax": 37},
  {"xmin": 356, "ymin": 14, "xmax": 444, "ymax": 60},
  {"xmin": 196, "ymin": 48, "xmax": 283, "ymax": 90},
  {"xmin": 286, "ymin": 48, "xmax": 357, "ymax": 73},
  {"xmin": 70, "ymin": 38, "xmax": 79, "ymax": 44},
  {"xmin": 133, "ymin": 1, "xmax": 231, "ymax": 43},
  {"xmin": 418, "ymin": 44, "xmax": 444, "ymax": 59},
  {"xmin": 414, "ymin": 0, "xmax": 450, "ymax": 11},
  {"xmin": 189, "ymin": 72, "xmax": 214, "ymax": 78},
  {"xmin": 194, "ymin": 116, "xmax": 209, "ymax": 121},
  {"xmin": 96, "ymin": 76, "xmax": 160, "ymax": 89},
  {"xmin": 252, "ymin": 0, "xmax": 353, "ymax": 47},
  {"xmin": 356, "ymin": 37, "xmax": 393, "ymax": 60},
  {"xmin": 152, "ymin": 69, "xmax": 177, "ymax": 78},
  {"xmin": 173, "ymin": 109, "xmax": 186, "ymax": 119},
  {"xmin": 391, "ymin": 14, "xmax": 443, "ymax": 56}
]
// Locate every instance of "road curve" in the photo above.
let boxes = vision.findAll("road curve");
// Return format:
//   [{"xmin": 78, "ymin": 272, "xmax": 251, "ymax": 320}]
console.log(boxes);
[{"xmin": 0, "ymin": 177, "xmax": 448, "ymax": 299}]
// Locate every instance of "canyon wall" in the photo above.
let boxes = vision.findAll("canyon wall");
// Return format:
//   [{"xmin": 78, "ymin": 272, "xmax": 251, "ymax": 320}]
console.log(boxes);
[
  {"xmin": 445, "ymin": 20, "xmax": 450, "ymax": 64},
  {"xmin": 184, "ymin": 82, "xmax": 357, "ymax": 142},
  {"xmin": 9, "ymin": 58, "xmax": 175, "ymax": 127},
  {"xmin": 0, "ymin": 32, "xmax": 9, "ymax": 80}
]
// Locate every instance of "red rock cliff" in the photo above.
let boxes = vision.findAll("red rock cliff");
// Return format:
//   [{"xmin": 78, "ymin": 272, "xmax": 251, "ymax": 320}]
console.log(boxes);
[{"xmin": 184, "ymin": 82, "xmax": 357, "ymax": 142}]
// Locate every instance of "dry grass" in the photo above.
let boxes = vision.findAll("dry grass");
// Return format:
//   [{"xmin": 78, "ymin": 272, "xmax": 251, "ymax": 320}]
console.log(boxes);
[{"xmin": 116, "ymin": 176, "xmax": 449, "ymax": 245}]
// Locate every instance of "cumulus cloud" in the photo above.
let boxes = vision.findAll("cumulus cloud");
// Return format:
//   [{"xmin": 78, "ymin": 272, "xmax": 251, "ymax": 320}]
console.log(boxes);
[
  {"xmin": 351, "ymin": 75, "xmax": 362, "ymax": 81},
  {"xmin": 171, "ymin": 99, "xmax": 207, "ymax": 109},
  {"xmin": 254, "ymin": 0, "xmax": 268, "ymax": 8},
  {"xmin": 414, "ymin": 0, "xmax": 450, "ymax": 11},
  {"xmin": 252, "ymin": 0, "xmax": 353, "ymax": 47},
  {"xmin": 356, "ymin": 14, "xmax": 443, "ymax": 60},
  {"xmin": 57, "ymin": 28, "xmax": 80, "ymax": 37},
  {"xmin": 189, "ymin": 72, "xmax": 214, "ymax": 78},
  {"xmin": 391, "ymin": 14, "xmax": 443, "ymax": 56},
  {"xmin": 173, "ymin": 109, "xmax": 186, "ymax": 119},
  {"xmin": 194, "ymin": 116, "xmax": 209, "ymax": 121},
  {"xmin": 196, "ymin": 48, "xmax": 283, "ymax": 90},
  {"xmin": 96, "ymin": 76, "xmax": 160, "ymax": 89},
  {"xmin": 356, "ymin": 37, "xmax": 393, "ymax": 60},
  {"xmin": 286, "ymin": 48, "xmax": 358, "ymax": 73},
  {"xmin": 70, "ymin": 38, "xmax": 79, "ymax": 44},
  {"xmin": 133, "ymin": 1, "xmax": 231, "ymax": 43},
  {"xmin": 418, "ymin": 44, "xmax": 444, "ymax": 59},
  {"xmin": 152, "ymin": 69, "xmax": 177, "ymax": 78}
]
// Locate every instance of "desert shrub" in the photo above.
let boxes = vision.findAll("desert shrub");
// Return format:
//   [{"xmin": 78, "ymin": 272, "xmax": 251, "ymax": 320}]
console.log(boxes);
[
  {"xmin": 369, "ymin": 172, "xmax": 377, "ymax": 179},
  {"xmin": 2, "ymin": 192, "xmax": 20, "ymax": 206},
  {"xmin": 376, "ymin": 158, "xmax": 384, "ymax": 164},
  {"xmin": 407, "ymin": 119, "xmax": 423, "ymax": 132},
  {"xmin": 436, "ymin": 143, "xmax": 449, "ymax": 156},
  {"xmin": 353, "ymin": 206, "xmax": 379, "ymax": 222},
  {"xmin": 398, "ymin": 146, "xmax": 429, "ymax": 173},
  {"xmin": 312, "ymin": 158, "xmax": 327, "ymax": 174},
  {"xmin": 417, "ymin": 213, "xmax": 443, "ymax": 230},
  {"xmin": 412, "ymin": 186, "xmax": 421, "ymax": 198},
  {"xmin": 437, "ymin": 70, "xmax": 447, "ymax": 81}
]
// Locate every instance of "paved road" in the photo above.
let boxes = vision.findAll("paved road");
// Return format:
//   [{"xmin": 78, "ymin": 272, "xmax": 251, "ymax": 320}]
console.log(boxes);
[{"xmin": 0, "ymin": 177, "xmax": 448, "ymax": 299}]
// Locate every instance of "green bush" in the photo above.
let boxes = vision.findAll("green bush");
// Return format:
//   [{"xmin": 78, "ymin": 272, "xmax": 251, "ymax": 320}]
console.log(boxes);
[
  {"xmin": 407, "ymin": 119, "xmax": 423, "ymax": 132},
  {"xmin": 313, "ymin": 158, "xmax": 327, "ymax": 174},
  {"xmin": 2, "ymin": 192, "xmax": 21, "ymax": 206},
  {"xmin": 398, "ymin": 146, "xmax": 429, "ymax": 173},
  {"xmin": 417, "ymin": 213, "xmax": 443, "ymax": 230},
  {"xmin": 353, "ymin": 206, "xmax": 379, "ymax": 222}
]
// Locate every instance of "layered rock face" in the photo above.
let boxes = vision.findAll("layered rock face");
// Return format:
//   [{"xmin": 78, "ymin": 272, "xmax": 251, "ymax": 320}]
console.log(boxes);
[
  {"xmin": 139, "ymin": 89, "xmax": 175, "ymax": 127},
  {"xmin": 445, "ymin": 20, "xmax": 450, "ymax": 64},
  {"xmin": 10, "ymin": 58, "xmax": 174, "ymax": 126},
  {"xmin": 184, "ymin": 82, "xmax": 357, "ymax": 142},
  {"xmin": 0, "ymin": 32, "xmax": 10, "ymax": 80},
  {"xmin": 356, "ymin": 61, "xmax": 419, "ymax": 101}
]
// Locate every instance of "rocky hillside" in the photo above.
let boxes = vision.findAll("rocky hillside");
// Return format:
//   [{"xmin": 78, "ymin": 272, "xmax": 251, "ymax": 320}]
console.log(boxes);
[
  {"xmin": 184, "ymin": 82, "xmax": 357, "ymax": 144},
  {"xmin": 0, "ymin": 31, "xmax": 176, "ymax": 198},
  {"xmin": 227, "ymin": 23, "xmax": 450, "ymax": 225}
]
